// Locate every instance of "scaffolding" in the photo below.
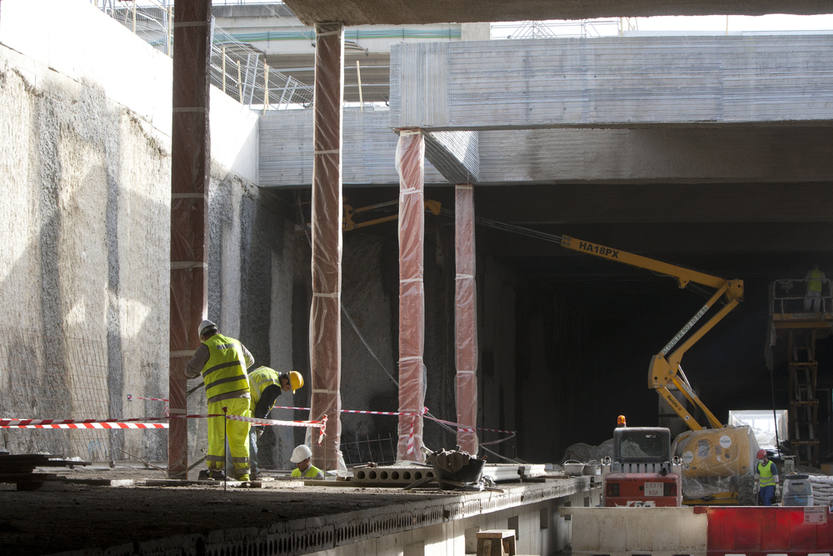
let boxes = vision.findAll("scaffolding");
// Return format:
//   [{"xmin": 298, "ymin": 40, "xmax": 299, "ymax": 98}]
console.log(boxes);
[
  {"xmin": 94, "ymin": 0, "xmax": 314, "ymax": 109},
  {"xmin": 769, "ymin": 277, "xmax": 833, "ymax": 466}
]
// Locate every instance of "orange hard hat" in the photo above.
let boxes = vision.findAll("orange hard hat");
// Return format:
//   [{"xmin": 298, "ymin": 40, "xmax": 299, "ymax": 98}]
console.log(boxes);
[{"xmin": 757, "ymin": 449, "xmax": 767, "ymax": 459}]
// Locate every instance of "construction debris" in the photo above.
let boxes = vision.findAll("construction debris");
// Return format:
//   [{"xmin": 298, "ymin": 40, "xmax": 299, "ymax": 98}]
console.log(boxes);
[
  {"xmin": 0, "ymin": 453, "xmax": 89, "ymax": 490},
  {"xmin": 426, "ymin": 448, "xmax": 485, "ymax": 490}
]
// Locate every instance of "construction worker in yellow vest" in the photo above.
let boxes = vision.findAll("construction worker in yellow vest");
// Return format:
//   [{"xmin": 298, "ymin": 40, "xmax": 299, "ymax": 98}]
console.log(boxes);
[
  {"xmin": 248, "ymin": 367, "xmax": 304, "ymax": 479},
  {"xmin": 186, "ymin": 320, "xmax": 254, "ymax": 481},
  {"xmin": 289, "ymin": 444, "xmax": 324, "ymax": 480},
  {"xmin": 755, "ymin": 449, "xmax": 779, "ymax": 506},
  {"xmin": 804, "ymin": 264, "xmax": 826, "ymax": 312}
]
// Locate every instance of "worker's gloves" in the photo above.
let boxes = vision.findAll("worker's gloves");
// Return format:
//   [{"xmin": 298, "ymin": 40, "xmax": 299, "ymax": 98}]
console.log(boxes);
[{"xmin": 753, "ymin": 482, "xmax": 760, "ymax": 495}]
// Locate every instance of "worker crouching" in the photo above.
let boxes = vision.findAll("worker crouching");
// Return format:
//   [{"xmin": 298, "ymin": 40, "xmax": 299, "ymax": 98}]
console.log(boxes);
[
  {"xmin": 186, "ymin": 319, "xmax": 254, "ymax": 482},
  {"xmin": 290, "ymin": 444, "xmax": 324, "ymax": 480}
]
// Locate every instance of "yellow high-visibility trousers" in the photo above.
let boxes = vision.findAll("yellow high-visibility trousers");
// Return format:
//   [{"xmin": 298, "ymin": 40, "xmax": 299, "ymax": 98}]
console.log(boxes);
[{"xmin": 206, "ymin": 397, "xmax": 251, "ymax": 479}]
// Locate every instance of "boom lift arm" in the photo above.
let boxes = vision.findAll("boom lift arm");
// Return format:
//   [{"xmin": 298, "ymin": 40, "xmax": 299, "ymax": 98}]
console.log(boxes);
[{"xmin": 559, "ymin": 235, "xmax": 744, "ymax": 431}]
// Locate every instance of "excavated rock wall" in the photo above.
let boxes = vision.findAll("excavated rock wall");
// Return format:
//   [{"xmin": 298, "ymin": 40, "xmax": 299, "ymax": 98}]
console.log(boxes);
[
  {"xmin": 0, "ymin": 43, "xmax": 281, "ymax": 466},
  {"xmin": 0, "ymin": 46, "xmax": 170, "ymax": 461}
]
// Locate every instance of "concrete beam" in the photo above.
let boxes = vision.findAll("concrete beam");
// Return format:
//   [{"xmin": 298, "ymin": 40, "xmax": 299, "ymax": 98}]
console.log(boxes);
[
  {"xmin": 474, "ymin": 183, "xmax": 833, "ymax": 224},
  {"xmin": 260, "ymin": 109, "xmax": 446, "ymax": 186},
  {"xmin": 479, "ymin": 222, "xmax": 833, "ymax": 257},
  {"xmin": 477, "ymin": 127, "xmax": 833, "ymax": 185},
  {"xmin": 390, "ymin": 36, "xmax": 833, "ymax": 130},
  {"xmin": 260, "ymin": 114, "xmax": 833, "ymax": 189},
  {"xmin": 283, "ymin": 0, "xmax": 833, "ymax": 26},
  {"xmin": 424, "ymin": 131, "xmax": 479, "ymax": 184}
]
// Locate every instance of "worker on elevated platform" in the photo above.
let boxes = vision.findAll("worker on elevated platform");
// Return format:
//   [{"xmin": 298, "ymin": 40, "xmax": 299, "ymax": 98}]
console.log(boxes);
[{"xmin": 804, "ymin": 264, "xmax": 826, "ymax": 312}]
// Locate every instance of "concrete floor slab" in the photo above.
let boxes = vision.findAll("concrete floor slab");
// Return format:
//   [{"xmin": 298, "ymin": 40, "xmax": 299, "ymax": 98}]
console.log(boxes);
[{"xmin": 0, "ymin": 466, "xmax": 590, "ymax": 555}]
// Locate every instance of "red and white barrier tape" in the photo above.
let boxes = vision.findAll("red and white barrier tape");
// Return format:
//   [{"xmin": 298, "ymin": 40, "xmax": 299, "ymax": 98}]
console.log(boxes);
[
  {"xmin": 1, "ymin": 421, "xmax": 168, "ymax": 430},
  {"xmin": 0, "ymin": 417, "xmax": 172, "ymax": 427},
  {"xmin": 0, "ymin": 414, "xmax": 326, "ymax": 437},
  {"xmin": 405, "ymin": 414, "xmax": 417, "ymax": 455},
  {"xmin": 127, "ymin": 395, "xmax": 516, "ymax": 435}
]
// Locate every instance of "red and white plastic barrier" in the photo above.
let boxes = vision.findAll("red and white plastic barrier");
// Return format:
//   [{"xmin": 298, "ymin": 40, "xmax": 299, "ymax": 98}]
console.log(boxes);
[
  {"xmin": 703, "ymin": 505, "xmax": 833, "ymax": 555},
  {"xmin": 569, "ymin": 506, "xmax": 833, "ymax": 556}
]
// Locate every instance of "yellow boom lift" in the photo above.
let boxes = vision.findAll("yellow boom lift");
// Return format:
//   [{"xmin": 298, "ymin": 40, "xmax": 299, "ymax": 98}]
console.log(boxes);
[
  {"xmin": 339, "ymin": 203, "xmax": 759, "ymax": 503},
  {"xmin": 558, "ymin": 235, "xmax": 758, "ymax": 504}
]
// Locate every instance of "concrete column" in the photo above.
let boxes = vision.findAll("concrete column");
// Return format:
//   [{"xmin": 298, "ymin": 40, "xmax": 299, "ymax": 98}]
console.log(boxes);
[
  {"xmin": 455, "ymin": 184, "xmax": 479, "ymax": 454},
  {"xmin": 396, "ymin": 130, "xmax": 426, "ymax": 462},
  {"xmin": 309, "ymin": 22, "xmax": 344, "ymax": 472},
  {"xmin": 168, "ymin": 0, "xmax": 211, "ymax": 479}
]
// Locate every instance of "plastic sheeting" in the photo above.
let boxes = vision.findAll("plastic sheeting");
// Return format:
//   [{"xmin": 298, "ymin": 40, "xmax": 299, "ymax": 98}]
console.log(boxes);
[
  {"xmin": 673, "ymin": 425, "xmax": 759, "ymax": 504},
  {"xmin": 396, "ymin": 130, "xmax": 426, "ymax": 462},
  {"xmin": 169, "ymin": 0, "xmax": 212, "ymax": 479},
  {"xmin": 728, "ymin": 409, "xmax": 788, "ymax": 450},
  {"xmin": 308, "ymin": 22, "xmax": 344, "ymax": 472},
  {"xmin": 455, "ymin": 184, "xmax": 478, "ymax": 455}
]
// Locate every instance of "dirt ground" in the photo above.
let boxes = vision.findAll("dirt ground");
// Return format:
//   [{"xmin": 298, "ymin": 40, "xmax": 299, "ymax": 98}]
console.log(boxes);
[{"xmin": 0, "ymin": 465, "xmax": 458, "ymax": 555}]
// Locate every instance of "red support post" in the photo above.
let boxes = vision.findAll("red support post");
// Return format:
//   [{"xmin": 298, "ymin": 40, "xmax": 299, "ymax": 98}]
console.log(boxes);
[
  {"xmin": 455, "ymin": 184, "xmax": 479, "ymax": 455},
  {"xmin": 309, "ymin": 22, "xmax": 344, "ymax": 473},
  {"xmin": 168, "ymin": 0, "xmax": 211, "ymax": 479},
  {"xmin": 396, "ymin": 130, "xmax": 426, "ymax": 462}
]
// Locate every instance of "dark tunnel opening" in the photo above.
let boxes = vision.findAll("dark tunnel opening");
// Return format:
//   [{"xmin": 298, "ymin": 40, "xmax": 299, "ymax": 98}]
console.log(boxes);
[{"xmin": 292, "ymin": 184, "xmax": 833, "ymax": 465}]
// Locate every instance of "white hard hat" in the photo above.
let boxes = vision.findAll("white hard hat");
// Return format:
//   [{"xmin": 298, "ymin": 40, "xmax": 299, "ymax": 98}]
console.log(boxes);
[
  {"xmin": 198, "ymin": 319, "xmax": 217, "ymax": 337},
  {"xmin": 290, "ymin": 444, "xmax": 312, "ymax": 463}
]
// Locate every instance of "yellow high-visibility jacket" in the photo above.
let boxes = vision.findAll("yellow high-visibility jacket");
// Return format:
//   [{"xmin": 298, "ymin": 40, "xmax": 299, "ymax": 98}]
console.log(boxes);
[{"xmin": 202, "ymin": 333, "xmax": 251, "ymax": 404}]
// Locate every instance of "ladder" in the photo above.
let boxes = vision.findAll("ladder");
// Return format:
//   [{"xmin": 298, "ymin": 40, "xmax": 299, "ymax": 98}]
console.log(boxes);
[{"xmin": 788, "ymin": 330, "xmax": 820, "ymax": 466}]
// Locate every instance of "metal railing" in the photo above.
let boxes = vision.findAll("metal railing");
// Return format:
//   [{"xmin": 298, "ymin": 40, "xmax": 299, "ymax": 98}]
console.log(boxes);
[
  {"xmin": 341, "ymin": 433, "xmax": 397, "ymax": 466},
  {"xmin": 770, "ymin": 278, "xmax": 833, "ymax": 315},
  {"xmin": 94, "ymin": 0, "xmax": 314, "ymax": 110},
  {"xmin": 491, "ymin": 18, "xmax": 635, "ymax": 40}
]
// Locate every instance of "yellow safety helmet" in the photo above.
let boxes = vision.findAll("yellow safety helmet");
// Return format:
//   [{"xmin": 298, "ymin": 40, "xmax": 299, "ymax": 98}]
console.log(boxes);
[{"xmin": 287, "ymin": 371, "xmax": 304, "ymax": 393}]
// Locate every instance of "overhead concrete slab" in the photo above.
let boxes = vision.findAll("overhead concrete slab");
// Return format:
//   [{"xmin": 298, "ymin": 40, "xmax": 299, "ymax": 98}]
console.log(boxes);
[
  {"xmin": 260, "ymin": 109, "xmax": 833, "ymax": 187},
  {"xmin": 391, "ymin": 36, "xmax": 833, "ymax": 130},
  {"xmin": 282, "ymin": 0, "xmax": 833, "ymax": 26}
]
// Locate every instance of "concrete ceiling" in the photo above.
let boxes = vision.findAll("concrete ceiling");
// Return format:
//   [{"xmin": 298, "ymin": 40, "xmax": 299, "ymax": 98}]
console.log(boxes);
[{"xmin": 282, "ymin": 0, "xmax": 833, "ymax": 26}]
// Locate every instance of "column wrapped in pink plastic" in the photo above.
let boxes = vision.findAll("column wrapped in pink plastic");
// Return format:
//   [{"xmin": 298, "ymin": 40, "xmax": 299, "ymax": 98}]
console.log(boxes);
[
  {"xmin": 455, "ymin": 184, "xmax": 479, "ymax": 455},
  {"xmin": 168, "ymin": 0, "xmax": 212, "ymax": 479},
  {"xmin": 396, "ymin": 130, "xmax": 426, "ymax": 462},
  {"xmin": 309, "ymin": 22, "xmax": 344, "ymax": 472}
]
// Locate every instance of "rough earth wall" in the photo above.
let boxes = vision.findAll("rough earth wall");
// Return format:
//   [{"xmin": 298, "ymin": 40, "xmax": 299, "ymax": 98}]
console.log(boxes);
[
  {"xmin": 0, "ymin": 43, "xmax": 279, "ymax": 466},
  {"xmin": 0, "ymin": 45, "xmax": 170, "ymax": 462}
]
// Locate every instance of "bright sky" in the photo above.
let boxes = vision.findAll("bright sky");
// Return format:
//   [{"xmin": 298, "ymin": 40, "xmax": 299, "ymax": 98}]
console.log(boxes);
[
  {"xmin": 491, "ymin": 14, "xmax": 833, "ymax": 39},
  {"xmin": 637, "ymin": 14, "xmax": 833, "ymax": 33}
]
